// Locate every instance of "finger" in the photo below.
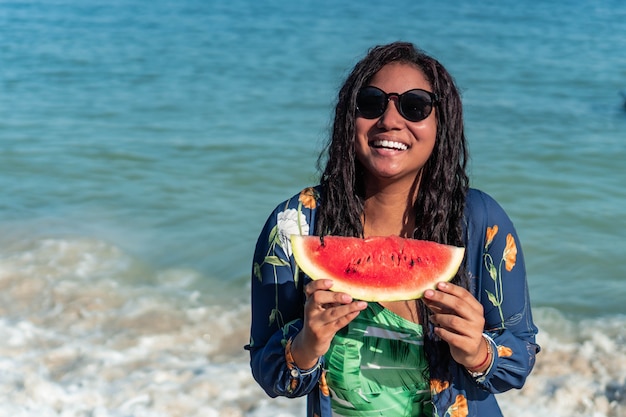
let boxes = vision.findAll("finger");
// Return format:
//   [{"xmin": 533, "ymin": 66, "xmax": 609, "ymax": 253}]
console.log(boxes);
[
  {"xmin": 305, "ymin": 287, "xmax": 365, "ymax": 322},
  {"xmin": 423, "ymin": 300, "xmax": 445, "ymax": 314},
  {"xmin": 423, "ymin": 284, "xmax": 482, "ymax": 319},
  {"xmin": 434, "ymin": 326, "xmax": 485, "ymax": 365},
  {"xmin": 433, "ymin": 320, "xmax": 482, "ymax": 349},
  {"xmin": 434, "ymin": 325, "xmax": 469, "ymax": 344},
  {"xmin": 434, "ymin": 326, "xmax": 479, "ymax": 354},
  {"xmin": 304, "ymin": 279, "xmax": 334, "ymax": 297},
  {"xmin": 297, "ymin": 301, "xmax": 367, "ymax": 361},
  {"xmin": 319, "ymin": 301, "xmax": 367, "ymax": 329},
  {"xmin": 435, "ymin": 282, "xmax": 483, "ymax": 315},
  {"xmin": 306, "ymin": 281, "xmax": 357, "ymax": 308},
  {"xmin": 431, "ymin": 312, "xmax": 482, "ymax": 337},
  {"xmin": 329, "ymin": 309, "xmax": 363, "ymax": 331}
]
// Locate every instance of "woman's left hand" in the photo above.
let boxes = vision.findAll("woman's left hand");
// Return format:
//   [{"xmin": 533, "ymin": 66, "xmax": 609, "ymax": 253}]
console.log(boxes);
[{"xmin": 423, "ymin": 282, "xmax": 488, "ymax": 370}]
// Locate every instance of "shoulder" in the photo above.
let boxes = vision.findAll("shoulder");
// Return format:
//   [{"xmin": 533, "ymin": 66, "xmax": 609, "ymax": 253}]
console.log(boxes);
[
  {"xmin": 269, "ymin": 186, "xmax": 322, "ymax": 214},
  {"xmin": 253, "ymin": 186, "xmax": 321, "ymax": 263},
  {"xmin": 466, "ymin": 188, "xmax": 505, "ymax": 214},
  {"xmin": 463, "ymin": 188, "xmax": 519, "ymax": 256},
  {"xmin": 261, "ymin": 186, "xmax": 321, "ymax": 236},
  {"xmin": 465, "ymin": 188, "xmax": 513, "ymax": 227}
]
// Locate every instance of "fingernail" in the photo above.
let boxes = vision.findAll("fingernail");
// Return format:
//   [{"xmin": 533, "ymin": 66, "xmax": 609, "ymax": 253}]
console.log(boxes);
[
  {"xmin": 438, "ymin": 282, "xmax": 448, "ymax": 289},
  {"xmin": 424, "ymin": 290, "xmax": 434, "ymax": 298},
  {"xmin": 357, "ymin": 301, "xmax": 368, "ymax": 309}
]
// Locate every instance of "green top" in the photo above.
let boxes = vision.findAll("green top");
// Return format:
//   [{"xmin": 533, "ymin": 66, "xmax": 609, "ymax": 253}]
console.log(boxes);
[{"xmin": 324, "ymin": 303, "xmax": 431, "ymax": 416}]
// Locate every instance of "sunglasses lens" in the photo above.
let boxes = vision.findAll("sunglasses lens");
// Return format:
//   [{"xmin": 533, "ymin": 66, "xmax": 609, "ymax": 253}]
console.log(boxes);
[
  {"xmin": 357, "ymin": 87, "xmax": 436, "ymax": 122},
  {"xmin": 356, "ymin": 87, "xmax": 386, "ymax": 119},
  {"xmin": 400, "ymin": 90, "xmax": 434, "ymax": 122}
]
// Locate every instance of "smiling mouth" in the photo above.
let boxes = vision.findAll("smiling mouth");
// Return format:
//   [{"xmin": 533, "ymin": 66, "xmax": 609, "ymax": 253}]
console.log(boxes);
[{"xmin": 371, "ymin": 139, "xmax": 408, "ymax": 151}]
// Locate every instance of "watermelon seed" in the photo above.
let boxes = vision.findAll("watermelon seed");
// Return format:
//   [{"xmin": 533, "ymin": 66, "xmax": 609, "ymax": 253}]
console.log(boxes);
[
  {"xmin": 319, "ymin": 235, "xmax": 325, "ymax": 247},
  {"xmin": 409, "ymin": 257, "xmax": 423, "ymax": 266}
]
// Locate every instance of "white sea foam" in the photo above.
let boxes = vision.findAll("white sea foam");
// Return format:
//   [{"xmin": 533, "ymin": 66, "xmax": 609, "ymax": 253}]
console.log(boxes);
[{"xmin": 0, "ymin": 237, "xmax": 623, "ymax": 417}]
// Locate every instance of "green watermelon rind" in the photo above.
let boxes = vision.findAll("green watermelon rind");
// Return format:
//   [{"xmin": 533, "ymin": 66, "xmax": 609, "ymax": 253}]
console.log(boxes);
[{"xmin": 290, "ymin": 234, "xmax": 465, "ymax": 302}]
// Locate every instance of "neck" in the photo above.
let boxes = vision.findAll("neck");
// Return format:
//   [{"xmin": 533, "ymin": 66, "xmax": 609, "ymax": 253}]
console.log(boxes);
[{"xmin": 361, "ymin": 174, "xmax": 421, "ymax": 238}]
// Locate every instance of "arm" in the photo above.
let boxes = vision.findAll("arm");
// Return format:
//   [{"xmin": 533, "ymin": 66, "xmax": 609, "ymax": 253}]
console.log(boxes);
[
  {"xmin": 471, "ymin": 191, "xmax": 540, "ymax": 392},
  {"xmin": 424, "ymin": 191, "xmax": 539, "ymax": 393},
  {"xmin": 247, "ymin": 189, "xmax": 368, "ymax": 398},
  {"xmin": 247, "ymin": 199, "xmax": 323, "ymax": 398}
]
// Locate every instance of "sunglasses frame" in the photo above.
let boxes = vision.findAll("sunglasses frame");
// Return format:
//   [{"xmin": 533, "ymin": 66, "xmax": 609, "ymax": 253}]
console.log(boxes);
[{"xmin": 356, "ymin": 85, "xmax": 439, "ymax": 122}]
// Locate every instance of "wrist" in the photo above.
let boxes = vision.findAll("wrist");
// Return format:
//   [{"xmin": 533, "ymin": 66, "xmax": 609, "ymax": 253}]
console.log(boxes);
[
  {"xmin": 284, "ymin": 336, "xmax": 322, "ymax": 392},
  {"xmin": 465, "ymin": 333, "xmax": 493, "ymax": 375},
  {"xmin": 288, "ymin": 333, "xmax": 322, "ymax": 370}
]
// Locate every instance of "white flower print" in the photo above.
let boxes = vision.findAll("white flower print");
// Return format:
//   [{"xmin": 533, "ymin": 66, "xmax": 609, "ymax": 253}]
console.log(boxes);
[{"xmin": 277, "ymin": 208, "xmax": 309, "ymax": 257}]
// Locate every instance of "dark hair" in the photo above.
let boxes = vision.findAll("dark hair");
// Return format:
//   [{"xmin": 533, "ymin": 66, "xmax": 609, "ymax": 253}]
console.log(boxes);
[{"xmin": 315, "ymin": 41, "xmax": 470, "ymax": 380}]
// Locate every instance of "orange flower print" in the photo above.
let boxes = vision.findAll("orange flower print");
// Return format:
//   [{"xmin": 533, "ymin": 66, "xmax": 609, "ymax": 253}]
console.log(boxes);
[
  {"xmin": 449, "ymin": 394, "xmax": 468, "ymax": 417},
  {"xmin": 497, "ymin": 345, "xmax": 513, "ymax": 357},
  {"xmin": 503, "ymin": 233, "xmax": 517, "ymax": 272},
  {"xmin": 299, "ymin": 187, "xmax": 318, "ymax": 209},
  {"xmin": 430, "ymin": 379, "xmax": 450, "ymax": 396},
  {"xmin": 319, "ymin": 369, "xmax": 330, "ymax": 397},
  {"xmin": 483, "ymin": 226, "xmax": 517, "ymax": 328},
  {"xmin": 485, "ymin": 225, "xmax": 498, "ymax": 249},
  {"xmin": 284, "ymin": 338, "xmax": 299, "ymax": 392}
]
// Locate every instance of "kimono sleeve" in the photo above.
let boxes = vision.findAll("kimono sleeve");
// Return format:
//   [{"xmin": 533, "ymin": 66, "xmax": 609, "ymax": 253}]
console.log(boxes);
[
  {"xmin": 246, "ymin": 191, "xmax": 324, "ymax": 398},
  {"xmin": 466, "ymin": 190, "xmax": 540, "ymax": 393}
]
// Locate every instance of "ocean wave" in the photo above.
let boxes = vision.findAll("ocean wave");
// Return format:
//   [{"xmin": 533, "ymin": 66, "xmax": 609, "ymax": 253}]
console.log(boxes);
[
  {"xmin": 0, "ymin": 237, "xmax": 623, "ymax": 416},
  {"xmin": 499, "ymin": 309, "xmax": 625, "ymax": 417}
]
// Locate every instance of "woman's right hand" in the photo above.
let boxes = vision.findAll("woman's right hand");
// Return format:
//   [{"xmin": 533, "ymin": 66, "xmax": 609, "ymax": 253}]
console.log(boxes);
[{"xmin": 290, "ymin": 279, "xmax": 367, "ymax": 369}]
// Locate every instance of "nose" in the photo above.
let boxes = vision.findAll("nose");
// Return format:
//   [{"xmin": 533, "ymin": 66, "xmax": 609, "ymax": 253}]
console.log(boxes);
[{"xmin": 376, "ymin": 95, "xmax": 405, "ymax": 129}]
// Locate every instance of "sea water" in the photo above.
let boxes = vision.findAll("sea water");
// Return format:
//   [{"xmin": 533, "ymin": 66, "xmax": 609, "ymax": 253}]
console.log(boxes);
[{"xmin": 0, "ymin": 0, "xmax": 625, "ymax": 416}]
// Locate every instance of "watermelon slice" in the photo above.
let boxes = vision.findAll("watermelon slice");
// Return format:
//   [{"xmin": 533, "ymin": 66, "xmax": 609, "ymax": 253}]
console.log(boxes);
[{"xmin": 291, "ymin": 235, "xmax": 465, "ymax": 302}]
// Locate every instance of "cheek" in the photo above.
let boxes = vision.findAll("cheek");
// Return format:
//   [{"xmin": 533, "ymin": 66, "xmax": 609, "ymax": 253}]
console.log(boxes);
[
  {"xmin": 354, "ymin": 118, "xmax": 374, "ymax": 155},
  {"xmin": 355, "ymin": 117, "xmax": 372, "ymax": 139},
  {"xmin": 409, "ymin": 119, "xmax": 437, "ymax": 145}
]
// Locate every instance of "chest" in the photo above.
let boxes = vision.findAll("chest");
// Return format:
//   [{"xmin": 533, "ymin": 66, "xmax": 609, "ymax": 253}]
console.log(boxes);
[{"xmin": 379, "ymin": 300, "xmax": 422, "ymax": 324}]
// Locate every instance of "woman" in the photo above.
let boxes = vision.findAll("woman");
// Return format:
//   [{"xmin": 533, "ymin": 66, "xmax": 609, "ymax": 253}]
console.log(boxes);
[{"xmin": 247, "ymin": 42, "xmax": 539, "ymax": 416}]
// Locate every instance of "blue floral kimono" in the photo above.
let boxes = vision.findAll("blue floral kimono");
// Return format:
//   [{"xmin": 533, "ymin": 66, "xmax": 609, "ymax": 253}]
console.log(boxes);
[{"xmin": 247, "ymin": 186, "xmax": 539, "ymax": 417}]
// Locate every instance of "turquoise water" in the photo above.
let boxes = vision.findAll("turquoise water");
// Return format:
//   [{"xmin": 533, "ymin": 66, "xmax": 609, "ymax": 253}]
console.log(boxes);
[{"xmin": 1, "ymin": 1, "xmax": 625, "ymax": 416}]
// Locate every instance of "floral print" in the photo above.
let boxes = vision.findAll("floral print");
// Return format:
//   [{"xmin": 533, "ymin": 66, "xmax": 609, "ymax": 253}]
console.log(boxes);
[
  {"xmin": 430, "ymin": 379, "xmax": 450, "ymax": 396},
  {"xmin": 277, "ymin": 208, "xmax": 309, "ymax": 257},
  {"xmin": 448, "ymin": 395, "xmax": 468, "ymax": 417},
  {"xmin": 483, "ymin": 225, "xmax": 519, "ymax": 328},
  {"xmin": 485, "ymin": 225, "xmax": 498, "ymax": 248},
  {"xmin": 504, "ymin": 233, "xmax": 517, "ymax": 272},
  {"xmin": 319, "ymin": 369, "xmax": 330, "ymax": 397},
  {"xmin": 497, "ymin": 345, "xmax": 513, "ymax": 357},
  {"xmin": 248, "ymin": 187, "xmax": 539, "ymax": 417},
  {"xmin": 299, "ymin": 187, "xmax": 318, "ymax": 210}
]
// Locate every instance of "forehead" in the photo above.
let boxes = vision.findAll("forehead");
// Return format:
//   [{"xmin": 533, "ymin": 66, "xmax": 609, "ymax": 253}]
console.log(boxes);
[{"xmin": 368, "ymin": 62, "xmax": 431, "ymax": 92}]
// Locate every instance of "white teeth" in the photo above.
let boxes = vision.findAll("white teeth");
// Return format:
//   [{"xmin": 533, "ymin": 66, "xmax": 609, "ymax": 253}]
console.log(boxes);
[{"xmin": 373, "ymin": 140, "xmax": 408, "ymax": 150}]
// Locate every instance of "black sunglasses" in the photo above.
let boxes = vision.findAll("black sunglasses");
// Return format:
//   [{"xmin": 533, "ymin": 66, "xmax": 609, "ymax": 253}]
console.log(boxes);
[{"xmin": 356, "ymin": 86, "xmax": 439, "ymax": 122}]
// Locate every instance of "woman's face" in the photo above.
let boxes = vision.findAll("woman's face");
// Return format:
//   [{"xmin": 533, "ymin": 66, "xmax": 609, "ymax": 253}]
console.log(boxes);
[{"xmin": 355, "ymin": 62, "xmax": 437, "ymax": 186}]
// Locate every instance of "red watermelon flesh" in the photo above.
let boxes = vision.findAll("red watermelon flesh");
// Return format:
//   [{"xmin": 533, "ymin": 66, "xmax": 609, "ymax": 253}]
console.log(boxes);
[{"xmin": 291, "ymin": 235, "xmax": 465, "ymax": 302}]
